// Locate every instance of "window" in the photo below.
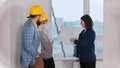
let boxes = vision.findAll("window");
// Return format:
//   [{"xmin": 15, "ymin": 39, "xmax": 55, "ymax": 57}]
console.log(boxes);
[
  {"xmin": 90, "ymin": 0, "xmax": 103, "ymax": 59},
  {"xmin": 52, "ymin": 0, "xmax": 83, "ymax": 57},
  {"xmin": 51, "ymin": 0, "xmax": 103, "ymax": 59}
]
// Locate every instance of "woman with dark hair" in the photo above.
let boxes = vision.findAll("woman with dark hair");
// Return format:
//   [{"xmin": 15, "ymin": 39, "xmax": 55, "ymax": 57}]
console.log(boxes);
[{"xmin": 70, "ymin": 14, "xmax": 96, "ymax": 68}]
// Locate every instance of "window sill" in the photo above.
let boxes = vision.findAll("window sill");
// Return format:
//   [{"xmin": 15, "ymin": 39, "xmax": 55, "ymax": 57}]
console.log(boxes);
[{"xmin": 54, "ymin": 57, "xmax": 103, "ymax": 62}]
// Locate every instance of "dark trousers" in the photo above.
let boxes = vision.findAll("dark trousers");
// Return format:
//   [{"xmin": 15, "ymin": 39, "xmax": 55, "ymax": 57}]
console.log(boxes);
[
  {"xmin": 43, "ymin": 57, "xmax": 55, "ymax": 68},
  {"xmin": 80, "ymin": 61, "xmax": 96, "ymax": 68},
  {"xmin": 28, "ymin": 65, "xmax": 34, "ymax": 68}
]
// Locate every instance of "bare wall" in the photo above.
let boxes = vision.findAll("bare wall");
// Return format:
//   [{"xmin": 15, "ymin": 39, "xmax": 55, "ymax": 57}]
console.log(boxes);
[
  {"xmin": 104, "ymin": 0, "xmax": 120, "ymax": 68},
  {"xmin": 8, "ymin": 0, "xmax": 51, "ymax": 68},
  {"xmin": 0, "ymin": 1, "xmax": 10, "ymax": 68}
]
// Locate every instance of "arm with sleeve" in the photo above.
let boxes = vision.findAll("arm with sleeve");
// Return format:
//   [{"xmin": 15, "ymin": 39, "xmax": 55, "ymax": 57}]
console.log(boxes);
[
  {"xmin": 23, "ymin": 25, "xmax": 39, "ymax": 58},
  {"xmin": 74, "ymin": 31, "xmax": 95, "ymax": 48}
]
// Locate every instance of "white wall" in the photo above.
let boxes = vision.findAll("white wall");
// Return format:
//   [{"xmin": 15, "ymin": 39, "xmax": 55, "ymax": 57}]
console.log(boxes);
[
  {"xmin": 0, "ymin": 0, "xmax": 51, "ymax": 68},
  {"xmin": 0, "ymin": 0, "xmax": 10, "ymax": 68},
  {"xmin": 104, "ymin": 0, "xmax": 120, "ymax": 68},
  {"xmin": 0, "ymin": 0, "xmax": 53, "ymax": 68},
  {"xmin": 9, "ymin": 0, "xmax": 51, "ymax": 68}
]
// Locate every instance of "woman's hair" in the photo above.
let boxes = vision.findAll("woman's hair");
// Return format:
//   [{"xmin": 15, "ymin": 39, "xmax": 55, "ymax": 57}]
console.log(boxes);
[{"xmin": 81, "ymin": 14, "xmax": 93, "ymax": 29}]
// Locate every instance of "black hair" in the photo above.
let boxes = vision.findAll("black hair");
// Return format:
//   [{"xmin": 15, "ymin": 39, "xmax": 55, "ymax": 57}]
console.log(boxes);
[
  {"xmin": 37, "ymin": 20, "xmax": 41, "ymax": 26},
  {"xmin": 27, "ymin": 15, "xmax": 38, "ymax": 18},
  {"xmin": 81, "ymin": 14, "xmax": 93, "ymax": 29}
]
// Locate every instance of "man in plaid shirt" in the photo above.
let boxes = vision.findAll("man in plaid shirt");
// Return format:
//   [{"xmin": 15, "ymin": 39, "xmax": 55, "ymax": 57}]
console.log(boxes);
[{"xmin": 20, "ymin": 5, "xmax": 43, "ymax": 68}]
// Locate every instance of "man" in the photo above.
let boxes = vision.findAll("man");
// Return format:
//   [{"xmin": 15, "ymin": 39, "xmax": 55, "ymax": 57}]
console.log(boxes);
[{"xmin": 20, "ymin": 5, "xmax": 43, "ymax": 68}]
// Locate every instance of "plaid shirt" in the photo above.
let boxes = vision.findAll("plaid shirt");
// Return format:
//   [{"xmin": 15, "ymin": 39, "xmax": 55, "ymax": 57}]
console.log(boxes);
[{"xmin": 20, "ymin": 20, "xmax": 40, "ymax": 67}]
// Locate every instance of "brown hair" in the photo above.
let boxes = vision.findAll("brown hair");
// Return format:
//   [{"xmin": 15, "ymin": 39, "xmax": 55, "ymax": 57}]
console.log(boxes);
[{"xmin": 81, "ymin": 14, "xmax": 93, "ymax": 29}]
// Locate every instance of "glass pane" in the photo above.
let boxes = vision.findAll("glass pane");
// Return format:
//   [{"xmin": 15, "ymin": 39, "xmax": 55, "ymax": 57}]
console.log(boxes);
[
  {"xmin": 90, "ymin": 0, "xmax": 104, "ymax": 59},
  {"xmin": 52, "ymin": 0, "xmax": 83, "ymax": 57}
]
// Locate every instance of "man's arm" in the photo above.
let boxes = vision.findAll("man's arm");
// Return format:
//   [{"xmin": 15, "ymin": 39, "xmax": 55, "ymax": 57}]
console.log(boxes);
[{"xmin": 23, "ymin": 25, "xmax": 39, "ymax": 58}]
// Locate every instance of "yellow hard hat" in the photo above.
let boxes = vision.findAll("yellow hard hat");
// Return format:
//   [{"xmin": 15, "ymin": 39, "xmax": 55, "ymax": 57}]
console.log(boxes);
[
  {"xmin": 30, "ymin": 5, "xmax": 43, "ymax": 15},
  {"xmin": 40, "ymin": 11, "xmax": 48, "ymax": 22}
]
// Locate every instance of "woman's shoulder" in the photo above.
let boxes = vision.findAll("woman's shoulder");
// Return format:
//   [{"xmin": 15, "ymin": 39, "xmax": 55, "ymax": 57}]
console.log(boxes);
[
  {"xmin": 87, "ymin": 28, "xmax": 95, "ymax": 35},
  {"xmin": 87, "ymin": 28, "xmax": 94, "ymax": 31}
]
